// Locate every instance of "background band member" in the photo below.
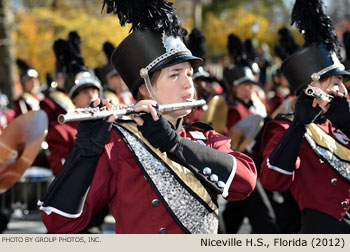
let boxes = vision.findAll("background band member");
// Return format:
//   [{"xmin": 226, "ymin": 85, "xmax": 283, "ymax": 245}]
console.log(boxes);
[
  {"xmin": 46, "ymin": 70, "xmax": 101, "ymax": 176},
  {"xmin": 14, "ymin": 59, "xmax": 44, "ymax": 116},
  {"xmin": 103, "ymin": 69, "xmax": 134, "ymax": 106}
]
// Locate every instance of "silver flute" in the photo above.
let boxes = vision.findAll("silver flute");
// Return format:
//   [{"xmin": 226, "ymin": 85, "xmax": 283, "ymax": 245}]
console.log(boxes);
[
  {"xmin": 58, "ymin": 99, "xmax": 206, "ymax": 124},
  {"xmin": 304, "ymin": 85, "xmax": 334, "ymax": 100}
]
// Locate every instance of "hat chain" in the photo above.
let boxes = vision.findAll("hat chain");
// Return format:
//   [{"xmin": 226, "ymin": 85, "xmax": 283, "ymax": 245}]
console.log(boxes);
[
  {"xmin": 145, "ymin": 47, "xmax": 187, "ymax": 72},
  {"xmin": 311, "ymin": 62, "xmax": 345, "ymax": 81}
]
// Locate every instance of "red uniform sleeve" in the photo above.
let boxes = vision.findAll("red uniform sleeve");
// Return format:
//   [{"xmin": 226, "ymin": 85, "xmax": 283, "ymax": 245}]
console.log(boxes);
[
  {"xmin": 226, "ymin": 109, "xmax": 241, "ymax": 131},
  {"xmin": 259, "ymin": 121, "xmax": 300, "ymax": 192},
  {"xmin": 207, "ymin": 131, "xmax": 257, "ymax": 201},
  {"xmin": 269, "ymin": 94, "xmax": 283, "ymax": 116},
  {"xmin": 45, "ymin": 124, "xmax": 76, "ymax": 175},
  {"xmin": 14, "ymin": 99, "xmax": 24, "ymax": 117}
]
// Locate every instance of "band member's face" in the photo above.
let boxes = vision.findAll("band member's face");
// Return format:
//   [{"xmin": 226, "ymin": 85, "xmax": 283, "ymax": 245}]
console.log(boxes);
[
  {"xmin": 236, "ymin": 82, "xmax": 253, "ymax": 101},
  {"xmin": 154, "ymin": 61, "xmax": 195, "ymax": 117},
  {"xmin": 280, "ymin": 75, "xmax": 290, "ymax": 87},
  {"xmin": 56, "ymin": 74, "xmax": 66, "ymax": 89},
  {"xmin": 194, "ymin": 78, "xmax": 210, "ymax": 99},
  {"xmin": 72, "ymin": 87, "xmax": 99, "ymax": 108},
  {"xmin": 24, "ymin": 77, "xmax": 39, "ymax": 93},
  {"xmin": 319, "ymin": 75, "xmax": 343, "ymax": 93},
  {"xmin": 107, "ymin": 75, "xmax": 128, "ymax": 93},
  {"xmin": 312, "ymin": 75, "xmax": 347, "ymax": 114}
]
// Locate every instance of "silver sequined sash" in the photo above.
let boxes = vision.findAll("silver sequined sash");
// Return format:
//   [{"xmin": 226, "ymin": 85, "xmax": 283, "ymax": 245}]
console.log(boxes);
[
  {"xmin": 115, "ymin": 124, "xmax": 219, "ymax": 234},
  {"xmin": 305, "ymin": 127, "xmax": 350, "ymax": 182}
]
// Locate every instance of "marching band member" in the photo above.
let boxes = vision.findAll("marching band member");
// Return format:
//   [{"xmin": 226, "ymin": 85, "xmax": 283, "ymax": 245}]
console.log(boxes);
[
  {"xmin": 14, "ymin": 59, "xmax": 44, "ymax": 116},
  {"xmin": 38, "ymin": 0, "xmax": 257, "ymax": 234},
  {"xmin": 260, "ymin": 0, "xmax": 350, "ymax": 233}
]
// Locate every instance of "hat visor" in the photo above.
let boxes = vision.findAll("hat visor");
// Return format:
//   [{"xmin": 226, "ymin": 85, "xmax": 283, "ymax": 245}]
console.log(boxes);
[
  {"xmin": 153, "ymin": 53, "xmax": 202, "ymax": 73},
  {"xmin": 69, "ymin": 83, "xmax": 101, "ymax": 99},
  {"xmin": 321, "ymin": 68, "xmax": 350, "ymax": 81},
  {"xmin": 234, "ymin": 77, "xmax": 258, "ymax": 86},
  {"xmin": 321, "ymin": 68, "xmax": 350, "ymax": 78}
]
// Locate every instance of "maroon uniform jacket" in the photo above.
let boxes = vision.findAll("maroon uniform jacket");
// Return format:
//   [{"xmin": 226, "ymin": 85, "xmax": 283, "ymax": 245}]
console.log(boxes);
[
  {"xmin": 14, "ymin": 92, "xmax": 43, "ymax": 117},
  {"xmin": 183, "ymin": 108, "xmax": 204, "ymax": 125},
  {"xmin": 45, "ymin": 123, "xmax": 77, "ymax": 176},
  {"xmin": 40, "ymin": 122, "xmax": 257, "ymax": 234},
  {"xmin": 226, "ymin": 101, "xmax": 253, "ymax": 134},
  {"xmin": 0, "ymin": 109, "xmax": 15, "ymax": 130},
  {"xmin": 269, "ymin": 87, "xmax": 292, "ymax": 116},
  {"xmin": 40, "ymin": 97, "xmax": 67, "ymax": 126},
  {"xmin": 260, "ymin": 118, "xmax": 350, "ymax": 221},
  {"xmin": 269, "ymin": 93, "xmax": 286, "ymax": 116},
  {"xmin": 40, "ymin": 90, "xmax": 77, "ymax": 175}
]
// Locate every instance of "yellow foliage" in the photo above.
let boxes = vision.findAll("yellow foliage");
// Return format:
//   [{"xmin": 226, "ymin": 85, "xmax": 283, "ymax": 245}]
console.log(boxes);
[
  {"xmin": 15, "ymin": 8, "xmax": 130, "ymax": 84},
  {"xmin": 203, "ymin": 7, "xmax": 278, "ymax": 61},
  {"xmin": 14, "ymin": 4, "xmax": 292, "ymax": 81}
]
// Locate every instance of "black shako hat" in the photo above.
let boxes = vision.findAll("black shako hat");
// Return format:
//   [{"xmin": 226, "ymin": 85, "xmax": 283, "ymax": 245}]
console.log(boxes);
[
  {"xmin": 224, "ymin": 65, "xmax": 257, "ymax": 88},
  {"xmin": 102, "ymin": 0, "xmax": 202, "ymax": 98},
  {"xmin": 16, "ymin": 59, "xmax": 39, "ymax": 84},
  {"xmin": 282, "ymin": 44, "xmax": 349, "ymax": 93},
  {"xmin": 281, "ymin": 0, "xmax": 350, "ymax": 94},
  {"xmin": 223, "ymin": 33, "xmax": 257, "ymax": 89},
  {"xmin": 110, "ymin": 29, "xmax": 201, "ymax": 97}
]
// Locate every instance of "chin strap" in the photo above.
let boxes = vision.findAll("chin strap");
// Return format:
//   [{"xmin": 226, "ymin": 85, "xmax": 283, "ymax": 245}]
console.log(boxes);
[{"xmin": 140, "ymin": 68, "xmax": 161, "ymax": 103}]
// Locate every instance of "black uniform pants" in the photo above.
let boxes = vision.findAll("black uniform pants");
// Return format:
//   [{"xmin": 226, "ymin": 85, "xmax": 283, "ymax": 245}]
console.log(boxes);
[
  {"xmin": 222, "ymin": 180, "xmax": 279, "ymax": 234},
  {"xmin": 300, "ymin": 208, "xmax": 350, "ymax": 234},
  {"xmin": 0, "ymin": 212, "xmax": 10, "ymax": 233}
]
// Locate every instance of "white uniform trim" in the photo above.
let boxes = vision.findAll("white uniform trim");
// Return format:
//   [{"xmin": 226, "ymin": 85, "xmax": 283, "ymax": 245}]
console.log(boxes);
[
  {"xmin": 37, "ymin": 200, "xmax": 83, "ymax": 218},
  {"xmin": 222, "ymin": 155, "xmax": 237, "ymax": 198},
  {"xmin": 266, "ymin": 158, "xmax": 294, "ymax": 175}
]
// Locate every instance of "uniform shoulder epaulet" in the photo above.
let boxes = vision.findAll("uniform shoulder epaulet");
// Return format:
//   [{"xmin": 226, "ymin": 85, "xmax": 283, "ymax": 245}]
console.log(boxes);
[
  {"xmin": 184, "ymin": 121, "xmax": 214, "ymax": 131},
  {"xmin": 274, "ymin": 112, "xmax": 294, "ymax": 122},
  {"xmin": 49, "ymin": 90, "xmax": 75, "ymax": 111},
  {"xmin": 103, "ymin": 90, "xmax": 122, "ymax": 106}
]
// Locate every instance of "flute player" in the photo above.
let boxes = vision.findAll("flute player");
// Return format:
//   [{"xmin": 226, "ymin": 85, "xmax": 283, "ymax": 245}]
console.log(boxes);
[
  {"xmin": 38, "ymin": 0, "xmax": 257, "ymax": 234},
  {"xmin": 259, "ymin": 0, "xmax": 350, "ymax": 233}
]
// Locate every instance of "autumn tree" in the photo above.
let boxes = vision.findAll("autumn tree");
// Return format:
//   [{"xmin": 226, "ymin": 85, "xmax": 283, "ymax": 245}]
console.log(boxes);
[
  {"xmin": 0, "ymin": 0, "xmax": 16, "ymax": 105},
  {"xmin": 14, "ymin": 3, "xmax": 130, "ymax": 85}
]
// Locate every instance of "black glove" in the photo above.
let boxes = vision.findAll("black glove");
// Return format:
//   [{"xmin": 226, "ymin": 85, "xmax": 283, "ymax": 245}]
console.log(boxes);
[
  {"xmin": 75, "ymin": 103, "xmax": 114, "ymax": 156},
  {"xmin": 138, "ymin": 109, "xmax": 234, "ymax": 194},
  {"xmin": 268, "ymin": 91, "xmax": 322, "ymax": 173},
  {"xmin": 137, "ymin": 110, "xmax": 180, "ymax": 152},
  {"xmin": 294, "ymin": 90, "xmax": 322, "ymax": 126},
  {"xmin": 325, "ymin": 95, "xmax": 350, "ymax": 137}
]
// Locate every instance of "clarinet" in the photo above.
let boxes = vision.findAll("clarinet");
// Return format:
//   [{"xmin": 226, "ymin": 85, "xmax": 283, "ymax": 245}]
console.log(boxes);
[{"xmin": 58, "ymin": 99, "xmax": 206, "ymax": 124}]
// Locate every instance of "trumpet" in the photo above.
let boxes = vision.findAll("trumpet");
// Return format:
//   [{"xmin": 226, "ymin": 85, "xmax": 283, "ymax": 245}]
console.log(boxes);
[
  {"xmin": 58, "ymin": 99, "xmax": 206, "ymax": 124},
  {"xmin": 304, "ymin": 85, "xmax": 334, "ymax": 100}
]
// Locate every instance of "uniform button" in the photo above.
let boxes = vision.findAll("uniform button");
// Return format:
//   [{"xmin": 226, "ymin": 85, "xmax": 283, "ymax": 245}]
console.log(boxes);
[
  {"xmin": 319, "ymin": 159, "xmax": 324, "ymax": 164},
  {"xmin": 210, "ymin": 174, "xmax": 219, "ymax": 183},
  {"xmin": 331, "ymin": 178, "xmax": 338, "ymax": 185},
  {"xmin": 152, "ymin": 199, "xmax": 160, "ymax": 207},
  {"xmin": 217, "ymin": 181, "xmax": 226, "ymax": 188},
  {"xmin": 203, "ymin": 167, "xmax": 211, "ymax": 175},
  {"xmin": 341, "ymin": 201, "xmax": 348, "ymax": 208},
  {"xmin": 159, "ymin": 227, "xmax": 167, "ymax": 234}
]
